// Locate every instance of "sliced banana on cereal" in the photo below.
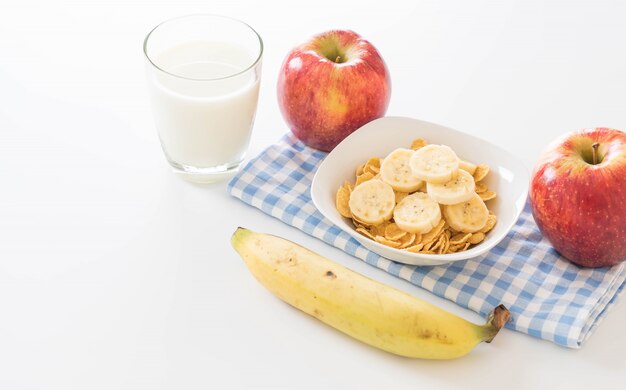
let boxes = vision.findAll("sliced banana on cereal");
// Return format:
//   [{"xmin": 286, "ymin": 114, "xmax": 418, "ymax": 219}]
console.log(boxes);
[
  {"xmin": 380, "ymin": 148, "xmax": 424, "ymax": 192},
  {"xmin": 426, "ymin": 169, "xmax": 476, "ymax": 205},
  {"xmin": 409, "ymin": 144, "xmax": 460, "ymax": 184},
  {"xmin": 348, "ymin": 179, "xmax": 395, "ymax": 225},
  {"xmin": 393, "ymin": 192, "xmax": 442, "ymax": 234},
  {"xmin": 442, "ymin": 193, "xmax": 489, "ymax": 233}
]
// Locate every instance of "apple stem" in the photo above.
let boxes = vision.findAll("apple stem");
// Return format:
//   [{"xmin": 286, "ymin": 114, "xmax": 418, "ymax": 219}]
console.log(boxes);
[
  {"xmin": 592, "ymin": 142, "xmax": 600, "ymax": 165},
  {"xmin": 335, "ymin": 55, "xmax": 341, "ymax": 63}
]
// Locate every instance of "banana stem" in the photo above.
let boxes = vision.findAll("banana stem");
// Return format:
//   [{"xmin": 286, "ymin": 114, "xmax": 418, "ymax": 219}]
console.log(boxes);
[{"xmin": 482, "ymin": 304, "xmax": 511, "ymax": 343}]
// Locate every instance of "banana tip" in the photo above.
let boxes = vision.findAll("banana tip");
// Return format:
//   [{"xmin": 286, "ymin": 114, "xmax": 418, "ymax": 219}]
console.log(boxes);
[{"xmin": 231, "ymin": 227, "xmax": 248, "ymax": 248}]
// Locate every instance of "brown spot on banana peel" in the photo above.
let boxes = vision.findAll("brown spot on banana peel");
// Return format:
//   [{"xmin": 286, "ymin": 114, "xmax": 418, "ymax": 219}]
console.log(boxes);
[
  {"xmin": 417, "ymin": 329, "xmax": 454, "ymax": 345},
  {"xmin": 325, "ymin": 270, "xmax": 337, "ymax": 279},
  {"xmin": 418, "ymin": 329, "xmax": 433, "ymax": 339}
]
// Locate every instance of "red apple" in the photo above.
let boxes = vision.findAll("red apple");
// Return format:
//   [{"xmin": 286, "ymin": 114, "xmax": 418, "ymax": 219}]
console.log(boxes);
[
  {"xmin": 277, "ymin": 30, "xmax": 391, "ymax": 152},
  {"xmin": 529, "ymin": 128, "xmax": 626, "ymax": 267}
]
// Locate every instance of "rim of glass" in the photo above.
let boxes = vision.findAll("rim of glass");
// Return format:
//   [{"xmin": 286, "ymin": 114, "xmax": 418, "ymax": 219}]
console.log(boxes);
[{"xmin": 143, "ymin": 14, "xmax": 264, "ymax": 82}]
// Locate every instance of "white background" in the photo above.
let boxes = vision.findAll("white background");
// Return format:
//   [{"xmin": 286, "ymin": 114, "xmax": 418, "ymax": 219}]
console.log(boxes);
[{"xmin": 1, "ymin": 0, "xmax": 625, "ymax": 389}]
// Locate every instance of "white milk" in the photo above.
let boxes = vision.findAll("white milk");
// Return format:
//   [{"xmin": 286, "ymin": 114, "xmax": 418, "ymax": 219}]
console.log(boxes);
[{"xmin": 147, "ymin": 41, "xmax": 260, "ymax": 170}]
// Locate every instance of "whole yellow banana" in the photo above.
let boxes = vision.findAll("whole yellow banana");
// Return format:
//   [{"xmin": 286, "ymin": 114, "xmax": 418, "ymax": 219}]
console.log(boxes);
[{"xmin": 231, "ymin": 227, "xmax": 509, "ymax": 359}]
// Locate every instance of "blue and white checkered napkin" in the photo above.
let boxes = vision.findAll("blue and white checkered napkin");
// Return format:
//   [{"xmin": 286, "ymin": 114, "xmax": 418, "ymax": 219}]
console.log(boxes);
[{"xmin": 228, "ymin": 133, "xmax": 626, "ymax": 348}]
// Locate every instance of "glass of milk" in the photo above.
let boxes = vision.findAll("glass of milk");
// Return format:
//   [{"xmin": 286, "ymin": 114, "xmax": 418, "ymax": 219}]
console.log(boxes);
[{"xmin": 143, "ymin": 15, "xmax": 263, "ymax": 183}]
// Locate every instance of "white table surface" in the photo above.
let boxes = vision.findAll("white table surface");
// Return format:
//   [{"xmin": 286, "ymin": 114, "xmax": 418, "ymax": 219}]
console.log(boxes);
[{"xmin": 1, "ymin": 1, "xmax": 625, "ymax": 389}]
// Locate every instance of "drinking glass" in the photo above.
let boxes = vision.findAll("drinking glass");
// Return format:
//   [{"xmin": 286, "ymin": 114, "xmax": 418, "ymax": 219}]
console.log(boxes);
[{"xmin": 144, "ymin": 14, "xmax": 263, "ymax": 182}]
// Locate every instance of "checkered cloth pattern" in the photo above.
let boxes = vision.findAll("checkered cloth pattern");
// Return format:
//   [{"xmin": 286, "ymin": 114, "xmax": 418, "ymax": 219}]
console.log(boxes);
[{"xmin": 227, "ymin": 133, "xmax": 626, "ymax": 348}]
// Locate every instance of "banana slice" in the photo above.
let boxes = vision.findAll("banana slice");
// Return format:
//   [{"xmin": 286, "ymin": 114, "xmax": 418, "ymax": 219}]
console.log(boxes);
[
  {"xmin": 443, "ymin": 193, "xmax": 489, "ymax": 233},
  {"xmin": 393, "ymin": 192, "xmax": 442, "ymax": 234},
  {"xmin": 409, "ymin": 144, "xmax": 460, "ymax": 184},
  {"xmin": 426, "ymin": 169, "xmax": 476, "ymax": 205},
  {"xmin": 459, "ymin": 160, "xmax": 477, "ymax": 175},
  {"xmin": 348, "ymin": 179, "xmax": 395, "ymax": 225},
  {"xmin": 380, "ymin": 148, "xmax": 424, "ymax": 192}
]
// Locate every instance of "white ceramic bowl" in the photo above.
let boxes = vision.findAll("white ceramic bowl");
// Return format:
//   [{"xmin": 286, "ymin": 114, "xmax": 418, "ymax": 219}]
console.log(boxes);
[{"xmin": 311, "ymin": 116, "xmax": 529, "ymax": 266}]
